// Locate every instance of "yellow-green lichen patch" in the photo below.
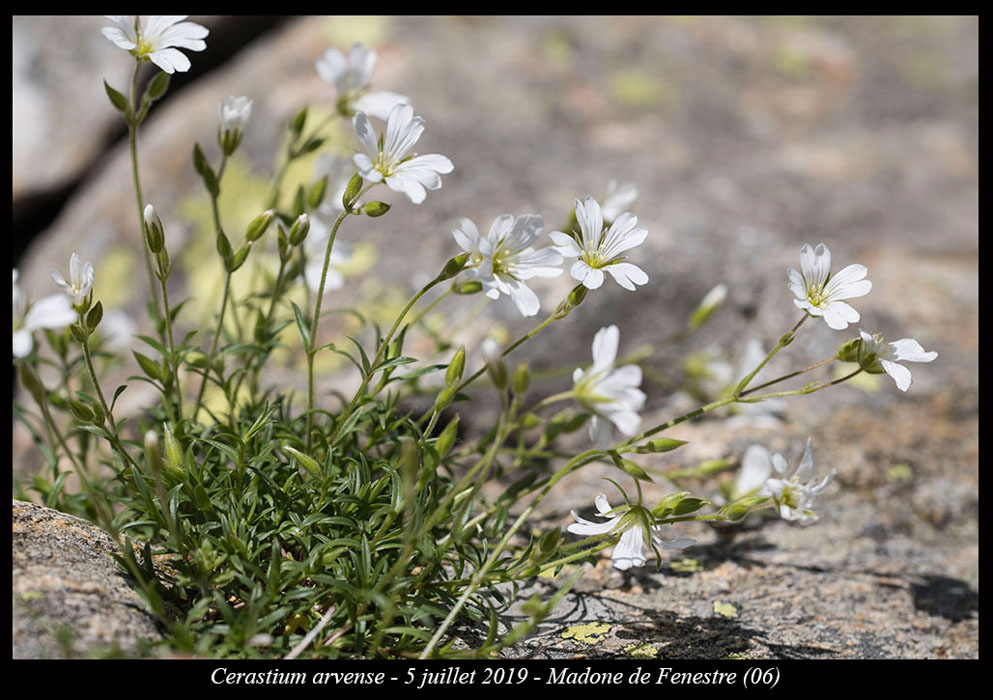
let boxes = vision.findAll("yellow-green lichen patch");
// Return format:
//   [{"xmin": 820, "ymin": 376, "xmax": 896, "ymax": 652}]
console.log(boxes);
[
  {"xmin": 561, "ymin": 622, "xmax": 611, "ymax": 644},
  {"xmin": 670, "ymin": 557, "xmax": 702, "ymax": 574},
  {"xmin": 885, "ymin": 463, "xmax": 914, "ymax": 483},
  {"xmin": 623, "ymin": 642, "xmax": 658, "ymax": 659},
  {"xmin": 713, "ymin": 600, "xmax": 738, "ymax": 618},
  {"xmin": 724, "ymin": 652, "xmax": 751, "ymax": 660}
]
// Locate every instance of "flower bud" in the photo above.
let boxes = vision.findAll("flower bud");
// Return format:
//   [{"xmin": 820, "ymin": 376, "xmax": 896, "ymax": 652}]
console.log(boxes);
[
  {"xmin": 308, "ymin": 177, "xmax": 328, "ymax": 209},
  {"xmin": 143, "ymin": 204, "xmax": 164, "ymax": 253},
  {"xmin": 342, "ymin": 173, "xmax": 363, "ymax": 212},
  {"xmin": 218, "ymin": 96, "xmax": 252, "ymax": 156},
  {"xmin": 85, "ymin": 301, "xmax": 103, "ymax": 331},
  {"xmin": 361, "ymin": 201, "xmax": 391, "ymax": 218},
  {"xmin": 837, "ymin": 337, "xmax": 862, "ymax": 363},
  {"xmin": 434, "ymin": 385, "xmax": 458, "ymax": 413},
  {"xmin": 434, "ymin": 415, "xmax": 460, "ymax": 457},
  {"xmin": 288, "ymin": 214, "xmax": 310, "ymax": 247},
  {"xmin": 246, "ymin": 209, "xmax": 276, "ymax": 243},
  {"xmin": 144, "ymin": 430, "xmax": 163, "ymax": 476},
  {"xmin": 512, "ymin": 362, "xmax": 530, "ymax": 396},
  {"xmin": 689, "ymin": 283, "xmax": 727, "ymax": 329},
  {"xmin": 438, "ymin": 253, "xmax": 470, "ymax": 281},
  {"xmin": 481, "ymin": 338, "xmax": 507, "ymax": 391},
  {"xmin": 452, "ymin": 280, "xmax": 483, "ymax": 295},
  {"xmin": 227, "ymin": 244, "xmax": 250, "ymax": 272},
  {"xmin": 445, "ymin": 345, "xmax": 466, "ymax": 385}
]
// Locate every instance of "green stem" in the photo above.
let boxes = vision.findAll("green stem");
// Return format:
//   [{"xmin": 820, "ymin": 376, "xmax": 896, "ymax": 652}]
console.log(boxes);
[
  {"xmin": 127, "ymin": 63, "xmax": 160, "ymax": 314},
  {"xmin": 80, "ymin": 337, "xmax": 140, "ymax": 471},
  {"xmin": 734, "ymin": 313, "xmax": 808, "ymax": 396},
  {"xmin": 738, "ymin": 355, "xmax": 837, "ymax": 398},
  {"xmin": 193, "ymin": 271, "xmax": 232, "ymax": 424}
]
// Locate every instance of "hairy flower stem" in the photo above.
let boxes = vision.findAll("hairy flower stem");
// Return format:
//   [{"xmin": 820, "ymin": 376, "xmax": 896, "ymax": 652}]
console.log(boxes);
[
  {"xmin": 193, "ymin": 271, "xmax": 232, "ymax": 424},
  {"xmin": 734, "ymin": 313, "xmax": 809, "ymax": 396},
  {"xmin": 80, "ymin": 337, "xmax": 141, "ymax": 470},
  {"xmin": 738, "ymin": 356, "xmax": 837, "ymax": 398},
  {"xmin": 126, "ymin": 63, "xmax": 161, "ymax": 317},
  {"xmin": 306, "ymin": 209, "xmax": 351, "ymax": 450},
  {"xmin": 156, "ymin": 273, "xmax": 183, "ymax": 421}
]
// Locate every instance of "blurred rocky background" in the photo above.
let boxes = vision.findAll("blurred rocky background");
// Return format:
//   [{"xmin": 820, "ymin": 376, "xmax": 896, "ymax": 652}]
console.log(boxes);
[{"xmin": 12, "ymin": 16, "xmax": 977, "ymax": 658}]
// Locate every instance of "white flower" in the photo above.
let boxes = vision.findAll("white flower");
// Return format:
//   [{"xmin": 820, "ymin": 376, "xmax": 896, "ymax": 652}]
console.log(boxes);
[
  {"xmin": 572, "ymin": 325, "xmax": 646, "ymax": 449},
  {"xmin": 102, "ymin": 16, "xmax": 209, "ymax": 74},
  {"xmin": 50, "ymin": 253, "xmax": 94, "ymax": 306},
  {"xmin": 12, "ymin": 270, "xmax": 77, "ymax": 358},
  {"xmin": 600, "ymin": 180, "xmax": 638, "ymax": 223},
  {"xmin": 316, "ymin": 43, "xmax": 410, "ymax": 121},
  {"xmin": 352, "ymin": 104, "xmax": 454, "ymax": 204},
  {"xmin": 733, "ymin": 444, "xmax": 775, "ymax": 500},
  {"xmin": 452, "ymin": 214, "xmax": 563, "ymax": 317},
  {"xmin": 551, "ymin": 196, "xmax": 649, "ymax": 291},
  {"xmin": 568, "ymin": 494, "xmax": 695, "ymax": 570},
  {"xmin": 761, "ymin": 439, "xmax": 835, "ymax": 525},
  {"xmin": 857, "ymin": 329, "xmax": 937, "ymax": 392},
  {"xmin": 218, "ymin": 95, "xmax": 252, "ymax": 134},
  {"xmin": 787, "ymin": 243, "xmax": 871, "ymax": 330}
]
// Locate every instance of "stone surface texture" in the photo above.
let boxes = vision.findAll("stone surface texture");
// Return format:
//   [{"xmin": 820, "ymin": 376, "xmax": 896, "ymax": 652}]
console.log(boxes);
[{"xmin": 12, "ymin": 16, "xmax": 977, "ymax": 659}]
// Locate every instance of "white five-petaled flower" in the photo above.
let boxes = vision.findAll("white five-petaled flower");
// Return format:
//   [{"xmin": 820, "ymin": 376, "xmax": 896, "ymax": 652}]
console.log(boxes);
[
  {"xmin": 600, "ymin": 179, "xmax": 639, "ymax": 223},
  {"xmin": 353, "ymin": 104, "xmax": 454, "ymax": 204},
  {"xmin": 551, "ymin": 196, "xmax": 649, "ymax": 291},
  {"xmin": 218, "ymin": 95, "xmax": 252, "ymax": 134},
  {"xmin": 13, "ymin": 270, "xmax": 77, "ymax": 358},
  {"xmin": 568, "ymin": 494, "xmax": 695, "ymax": 571},
  {"xmin": 758, "ymin": 439, "xmax": 835, "ymax": 525},
  {"xmin": 857, "ymin": 329, "xmax": 937, "ymax": 392},
  {"xmin": 50, "ymin": 253, "xmax": 94, "ymax": 307},
  {"xmin": 452, "ymin": 214, "xmax": 563, "ymax": 317},
  {"xmin": 572, "ymin": 325, "xmax": 646, "ymax": 449},
  {"xmin": 316, "ymin": 43, "xmax": 410, "ymax": 121},
  {"xmin": 787, "ymin": 243, "xmax": 871, "ymax": 330},
  {"xmin": 102, "ymin": 16, "xmax": 209, "ymax": 74}
]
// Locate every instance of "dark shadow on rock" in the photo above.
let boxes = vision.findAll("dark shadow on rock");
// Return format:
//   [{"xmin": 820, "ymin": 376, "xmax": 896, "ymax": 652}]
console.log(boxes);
[{"xmin": 910, "ymin": 575, "xmax": 978, "ymax": 622}]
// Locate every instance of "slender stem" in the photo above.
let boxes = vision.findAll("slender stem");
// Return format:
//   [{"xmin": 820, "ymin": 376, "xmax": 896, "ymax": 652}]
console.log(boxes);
[
  {"xmin": 738, "ymin": 356, "xmax": 837, "ymax": 398},
  {"xmin": 306, "ymin": 209, "xmax": 350, "ymax": 449},
  {"xmin": 81, "ymin": 336, "xmax": 140, "ymax": 470},
  {"xmin": 127, "ymin": 63, "xmax": 160, "ymax": 313},
  {"xmin": 193, "ymin": 271, "xmax": 232, "ymax": 423},
  {"xmin": 156, "ymin": 274, "xmax": 182, "ymax": 420},
  {"xmin": 734, "ymin": 313, "xmax": 808, "ymax": 396}
]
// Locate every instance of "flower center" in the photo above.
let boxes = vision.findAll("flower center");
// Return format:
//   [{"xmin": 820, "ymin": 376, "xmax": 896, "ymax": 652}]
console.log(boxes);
[
  {"xmin": 581, "ymin": 250, "xmax": 607, "ymax": 269},
  {"xmin": 806, "ymin": 283, "xmax": 829, "ymax": 308},
  {"xmin": 135, "ymin": 38, "xmax": 157, "ymax": 58}
]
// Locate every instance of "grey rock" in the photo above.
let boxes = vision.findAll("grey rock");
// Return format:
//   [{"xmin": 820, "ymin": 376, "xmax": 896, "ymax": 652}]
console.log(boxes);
[{"xmin": 12, "ymin": 499, "xmax": 166, "ymax": 658}]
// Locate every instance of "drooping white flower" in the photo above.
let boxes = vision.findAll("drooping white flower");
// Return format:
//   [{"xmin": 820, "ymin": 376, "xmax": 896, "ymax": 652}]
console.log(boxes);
[
  {"xmin": 13, "ymin": 270, "xmax": 77, "ymax": 358},
  {"xmin": 568, "ymin": 494, "xmax": 695, "ymax": 570},
  {"xmin": 452, "ymin": 214, "xmax": 563, "ymax": 317},
  {"xmin": 218, "ymin": 95, "xmax": 252, "ymax": 134},
  {"xmin": 857, "ymin": 329, "xmax": 937, "ymax": 392},
  {"xmin": 787, "ymin": 243, "xmax": 871, "ymax": 330},
  {"xmin": 572, "ymin": 325, "xmax": 647, "ymax": 449},
  {"xmin": 551, "ymin": 196, "xmax": 649, "ymax": 291},
  {"xmin": 102, "ymin": 16, "xmax": 209, "ymax": 74},
  {"xmin": 600, "ymin": 180, "xmax": 639, "ymax": 223},
  {"xmin": 316, "ymin": 43, "xmax": 410, "ymax": 121},
  {"xmin": 50, "ymin": 253, "xmax": 94, "ymax": 307},
  {"xmin": 352, "ymin": 104, "xmax": 454, "ymax": 204},
  {"xmin": 760, "ymin": 438, "xmax": 835, "ymax": 525}
]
